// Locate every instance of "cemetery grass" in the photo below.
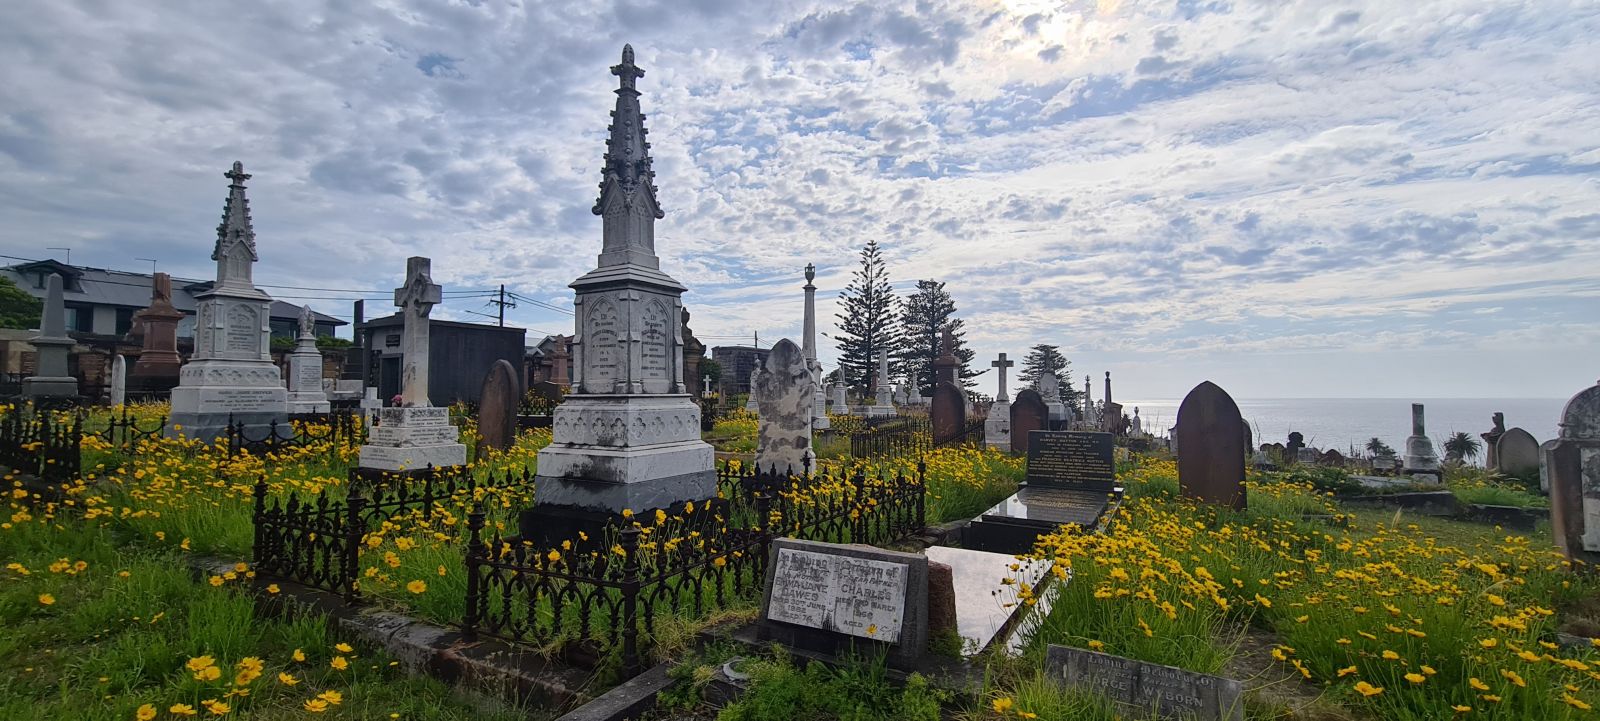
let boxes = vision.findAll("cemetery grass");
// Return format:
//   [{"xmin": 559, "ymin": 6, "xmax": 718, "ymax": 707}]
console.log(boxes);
[
  {"xmin": 1020, "ymin": 457, "xmax": 1600, "ymax": 720},
  {"xmin": 0, "ymin": 515, "xmax": 537, "ymax": 721}
]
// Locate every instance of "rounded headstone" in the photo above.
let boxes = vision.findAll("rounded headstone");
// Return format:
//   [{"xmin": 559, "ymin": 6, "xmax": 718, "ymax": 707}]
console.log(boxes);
[
  {"xmin": 1494, "ymin": 428, "xmax": 1539, "ymax": 479},
  {"xmin": 1175, "ymin": 381, "xmax": 1247, "ymax": 509},
  {"xmin": 1009, "ymin": 389, "xmax": 1049, "ymax": 454},
  {"xmin": 931, "ymin": 381, "xmax": 966, "ymax": 445},
  {"xmin": 477, "ymin": 359, "xmax": 521, "ymax": 452}
]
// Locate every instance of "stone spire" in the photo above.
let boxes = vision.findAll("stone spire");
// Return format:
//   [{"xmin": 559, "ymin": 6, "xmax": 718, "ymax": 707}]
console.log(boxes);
[
  {"xmin": 1104, "ymin": 371, "xmax": 1113, "ymax": 405},
  {"xmin": 592, "ymin": 44, "xmax": 663, "ymax": 269},
  {"xmin": 213, "ymin": 161, "xmax": 259, "ymax": 290}
]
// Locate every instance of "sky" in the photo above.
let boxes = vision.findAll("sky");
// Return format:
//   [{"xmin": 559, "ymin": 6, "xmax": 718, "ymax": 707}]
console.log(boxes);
[{"xmin": 0, "ymin": 0, "xmax": 1596, "ymax": 400}]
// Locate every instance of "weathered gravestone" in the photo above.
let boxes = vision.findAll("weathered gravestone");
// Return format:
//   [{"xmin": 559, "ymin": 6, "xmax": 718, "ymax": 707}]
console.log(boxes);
[
  {"xmin": 1045, "ymin": 645, "xmax": 1244, "ymax": 721},
  {"xmin": 1546, "ymin": 381, "xmax": 1600, "ymax": 565},
  {"xmin": 930, "ymin": 329, "xmax": 965, "ymax": 445},
  {"xmin": 285, "ymin": 306, "xmax": 330, "ymax": 414},
  {"xmin": 1482, "ymin": 412, "xmax": 1506, "ymax": 471},
  {"xmin": 1402, "ymin": 403, "xmax": 1442, "ymax": 482},
  {"xmin": 760, "ymin": 538, "xmax": 929, "ymax": 668},
  {"xmin": 753, "ymin": 339, "xmax": 815, "ymax": 474},
  {"xmin": 109, "ymin": 354, "xmax": 127, "ymax": 407},
  {"xmin": 1175, "ymin": 381, "xmax": 1247, "ymax": 509},
  {"xmin": 1495, "ymin": 427, "xmax": 1539, "ymax": 479},
  {"xmin": 22, "ymin": 273, "xmax": 79, "ymax": 401},
  {"xmin": 476, "ymin": 359, "xmax": 521, "ymax": 452},
  {"xmin": 1285, "ymin": 432, "xmax": 1304, "ymax": 463},
  {"xmin": 1009, "ymin": 389, "xmax": 1049, "ymax": 454}
]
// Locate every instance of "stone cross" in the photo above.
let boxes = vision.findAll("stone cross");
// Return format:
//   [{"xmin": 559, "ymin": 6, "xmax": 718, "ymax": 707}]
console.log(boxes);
[
  {"xmin": 991, "ymin": 353, "xmax": 1013, "ymax": 402},
  {"xmin": 702, "ymin": 374, "xmax": 711, "ymax": 397},
  {"xmin": 394, "ymin": 256, "xmax": 442, "ymax": 407}
]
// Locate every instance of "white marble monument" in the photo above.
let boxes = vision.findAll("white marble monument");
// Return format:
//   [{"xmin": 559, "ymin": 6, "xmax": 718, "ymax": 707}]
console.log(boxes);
[
  {"xmin": 168, "ymin": 162, "xmax": 288, "ymax": 441},
  {"xmin": 801, "ymin": 264, "xmax": 829, "ymax": 430},
  {"xmin": 832, "ymin": 362, "xmax": 849, "ymax": 415},
  {"xmin": 357, "ymin": 257, "xmax": 467, "ymax": 471},
  {"xmin": 531, "ymin": 45, "xmax": 716, "ymax": 513},
  {"xmin": 867, "ymin": 350, "xmax": 896, "ymax": 417},
  {"xmin": 1036, "ymin": 371, "xmax": 1067, "ymax": 426},
  {"xmin": 985, "ymin": 353, "xmax": 1013, "ymax": 450},
  {"xmin": 744, "ymin": 369, "xmax": 760, "ymax": 413},
  {"xmin": 285, "ymin": 306, "xmax": 331, "ymax": 414},
  {"xmin": 109, "ymin": 354, "xmax": 127, "ymax": 407}
]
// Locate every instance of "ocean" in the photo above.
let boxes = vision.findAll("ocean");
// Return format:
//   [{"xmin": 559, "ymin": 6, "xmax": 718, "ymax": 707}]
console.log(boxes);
[{"xmin": 1119, "ymin": 398, "xmax": 1567, "ymax": 457}]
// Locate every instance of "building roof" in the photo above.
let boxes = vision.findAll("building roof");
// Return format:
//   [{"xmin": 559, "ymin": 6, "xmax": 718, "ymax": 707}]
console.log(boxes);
[
  {"xmin": 0, "ymin": 260, "xmax": 345, "ymax": 325},
  {"xmin": 362, "ymin": 312, "xmax": 524, "ymax": 333}
]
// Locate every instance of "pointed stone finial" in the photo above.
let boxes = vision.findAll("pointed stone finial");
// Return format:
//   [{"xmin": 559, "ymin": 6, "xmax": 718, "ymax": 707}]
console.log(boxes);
[
  {"xmin": 592, "ymin": 44, "xmax": 663, "ymax": 267},
  {"xmin": 212, "ymin": 160, "xmax": 259, "ymax": 272}
]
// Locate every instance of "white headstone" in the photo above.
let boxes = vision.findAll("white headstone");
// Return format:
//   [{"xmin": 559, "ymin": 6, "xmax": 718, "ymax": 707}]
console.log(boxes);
[
  {"xmin": 286, "ymin": 305, "xmax": 330, "ymax": 413},
  {"xmin": 358, "ymin": 257, "xmax": 465, "ymax": 471},
  {"xmin": 753, "ymin": 339, "xmax": 815, "ymax": 474},
  {"xmin": 985, "ymin": 353, "xmax": 1013, "ymax": 450},
  {"xmin": 109, "ymin": 354, "xmax": 127, "ymax": 407}
]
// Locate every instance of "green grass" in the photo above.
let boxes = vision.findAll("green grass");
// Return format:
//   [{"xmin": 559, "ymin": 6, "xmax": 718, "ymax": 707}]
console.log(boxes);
[{"xmin": 0, "ymin": 518, "xmax": 542, "ymax": 720}]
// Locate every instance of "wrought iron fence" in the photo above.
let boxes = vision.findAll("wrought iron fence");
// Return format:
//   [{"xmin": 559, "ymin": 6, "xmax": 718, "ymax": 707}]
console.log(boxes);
[
  {"xmin": 849, "ymin": 421, "xmax": 931, "ymax": 458},
  {"xmin": 252, "ymin": 465, "xmax": 535, "ymax": 602},
  {"xmin": 461, "ymin": 461, "xmax": 926, "ymax": 674},
  {"xmin": 935, "ymin": 418, "xmax": 988, "ymax": 448},
  {"xmin": 225, "ymin": 411, "xmax": 363, "ymax": 457},
  {"xmin": 0, "ymin": 403, "xmax": 82, "ymax": 482},
  {"xmin": 90, "ymin": 405, "xmax": 167, "ymax": 454}
]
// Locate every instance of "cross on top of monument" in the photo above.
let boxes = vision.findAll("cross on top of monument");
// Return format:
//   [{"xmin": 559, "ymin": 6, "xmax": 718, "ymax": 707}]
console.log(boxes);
[
  {"xmin": 992, "ymin": 353, "xmax": 1013, "ymax": 369},
  {"xmin": 611, "ymin": 43, "xmax": 644, "ymax": 90},
  {"xmin": 395, "ymin": 256, "xmax": 442, "ymax": 315}
]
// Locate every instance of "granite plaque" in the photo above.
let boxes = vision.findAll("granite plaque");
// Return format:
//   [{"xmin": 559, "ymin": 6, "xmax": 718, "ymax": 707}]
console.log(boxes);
[
  {"xmin": 1045, "ymin": 645, "xmax": 1243, "ymax": 721},
  {"xmin": 1025, "ymin": 431, "xmax": 1115, "ymax": 490},
  {"xmin": 767, "ymin": 547, "xmax": 909, "ymax": 642}
]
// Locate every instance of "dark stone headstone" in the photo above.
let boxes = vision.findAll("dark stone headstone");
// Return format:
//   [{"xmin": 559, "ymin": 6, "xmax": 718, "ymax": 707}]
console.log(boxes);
[
  {"xmin": 1482, "ymin": 412, "xmax": 1505, "ymax": 470},
  {"xmin": 1241, "ymin": 420, "xmax": 1253, "ymax": 459},
  {"xmin": 1320, "ymin": 449, "xmax": 1347, "ymax": 467},
  {"xmin": 1548, "ymin": 382, "xmax": 1600, "ymax": 565},
  {"xmin": 1024, "ymin": 431, "xmax": 1115, "ymax": 490},
  {"xmin": 476, "ymin": 359, "xmax": 520, "ymax": 452},
  {"xmin": 1175, "ymin": 381, "xmax": 1247, "ymax": 509},
  {"xmin": 1285, "ymin": 432, "xmax": 1304, "ymax": 463},
  {"xmin": 759, "ymin": 538, "xmax": 929, "ymax": 669},
  {"xmin": 1044, "ymin": 645, "xmax": 1244, "ymax": 721},
  {"xmin": 931, "ymin": 381, "xmax": 966, "ymax": 445},
  {"xmin": 1009, "ymin": 389, "xmax": 1048, "ymax": 454},
  {"xmin": 926, "ymin": 561, "xmax": 957, "ymax": 639}
]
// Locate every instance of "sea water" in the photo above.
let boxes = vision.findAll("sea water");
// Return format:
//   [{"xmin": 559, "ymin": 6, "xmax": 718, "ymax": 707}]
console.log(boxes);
[{"xmin": 1120, "ymin": 398, "xmax": 1566, "ymax": 458}]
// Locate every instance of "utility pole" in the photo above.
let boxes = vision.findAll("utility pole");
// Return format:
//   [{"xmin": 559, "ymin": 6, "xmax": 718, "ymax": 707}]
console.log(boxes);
[{"xmin": 489, "ymin": 284, "xmax": 516, "ymax": 327}]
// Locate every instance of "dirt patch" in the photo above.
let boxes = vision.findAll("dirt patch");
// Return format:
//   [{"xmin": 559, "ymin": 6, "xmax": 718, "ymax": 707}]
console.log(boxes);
[{"xmin": 1225, "ymin": 626, "xmax": 1364, "ymax": 721}]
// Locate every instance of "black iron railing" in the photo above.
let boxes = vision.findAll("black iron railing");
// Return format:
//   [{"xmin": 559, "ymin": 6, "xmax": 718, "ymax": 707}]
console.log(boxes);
[
  {"xmin": 90, "ymin": 406, "xmax": 167, "ymax": 453},
  {"xmin": 936, "ymin": 418, "xmax": 988, "ymax": 448},
  {"xmin": 224, "ymin": 411, "xmax": 363, "ymax": 457},
  {"xmin": 0, "ymin": 403, "xmax": 82, "ymax": 482}
]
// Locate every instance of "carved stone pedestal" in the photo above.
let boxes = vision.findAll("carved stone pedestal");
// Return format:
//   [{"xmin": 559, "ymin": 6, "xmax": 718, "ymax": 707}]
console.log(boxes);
[
  {"xmin": 169, "ymin": 360, "xmax": 289, "ymax": 443},
  {"xmin": 533, "ymin": 394, "xmax": 715, "ymax": 512},
  {"xmin": 358, "ymin": 406, "xmax": 466, "ymax": 471}
]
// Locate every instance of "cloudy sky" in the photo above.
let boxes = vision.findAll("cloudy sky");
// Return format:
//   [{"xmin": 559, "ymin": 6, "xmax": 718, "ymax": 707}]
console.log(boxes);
[{"xmin": 1, "ymin": 0, "xmax": 1595, "ymax": 399}]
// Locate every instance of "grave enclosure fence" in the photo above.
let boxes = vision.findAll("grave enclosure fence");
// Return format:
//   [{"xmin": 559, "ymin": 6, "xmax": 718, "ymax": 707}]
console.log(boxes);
[
  {"xmin": 251, "ymin": 465, "xmax": 533, "ymax": 602},
  {"xmin": 459, "ymin": 462, "xmax": 927, "ymax": 674},
  {"xmin": 224, "ymin": 411, "xmax": 364, "ymax": 457},
  {"xmin": 0, "ymin": 404, "xmax": 82, "ymax": 482},
  {"xmin": 849, "ymin": 417, "xmax": 933, "ymax": 458}
]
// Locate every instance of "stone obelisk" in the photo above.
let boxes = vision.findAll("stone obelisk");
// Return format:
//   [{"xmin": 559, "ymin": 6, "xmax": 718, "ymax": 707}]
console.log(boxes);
[
  {"xmin": 357, "ymin": 257, "xmax": 466, "ymax": 472},
  {"xmin": 168, "ymin": 162, "xmax": 288, "ymax": 442},
  {"xmin": 285, "ymin": 306, "xmax": 330, "ymax": 413},
  {"xmin": 529, "ymin": 45, "xmax": 715, "ymax": 520},
  {"xmin": 868, "ymin": 349, "xmax": 895, "ymax": 417},
  {"xmin": 801, "ymin": 263, "xmax": 829, "ymax": 430},
  {"xmin": 22, "ymin": 273, "xmax": 79, "ymax": 402}
]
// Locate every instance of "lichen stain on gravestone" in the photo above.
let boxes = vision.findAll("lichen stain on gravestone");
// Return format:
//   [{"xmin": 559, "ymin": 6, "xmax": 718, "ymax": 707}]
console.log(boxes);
[{"xmin": 753, "ymin": 339, "xmax": 815, "ymax": 473}]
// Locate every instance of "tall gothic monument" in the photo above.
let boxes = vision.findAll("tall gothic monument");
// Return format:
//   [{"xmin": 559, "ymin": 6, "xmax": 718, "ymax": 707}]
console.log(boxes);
[
  {"xmin": 168, "ymin": 162, "xmax": 289, "ymax": 442},
  {"xmin": 530, "ymin": 46, "xmax": 715, "ymax": 515}
]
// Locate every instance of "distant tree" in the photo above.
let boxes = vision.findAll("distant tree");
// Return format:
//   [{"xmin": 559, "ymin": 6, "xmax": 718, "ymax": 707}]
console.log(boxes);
[
  {"xmin": 834, "ymin": 240, "xmax": 903, "ymax": 397},
  {"xmin": 698, "ymin": 357, "xmax": 722, "ymax": 385},
  {"xmin": 1016, "ymin": 344, "xmax": 1080, "ymax": 406},
  {"xmin": 0, "ymin": 276, "xmax": 42, "ymax": 330},
  {"xmin": 1443, "ymin": 432, "xmax": 1481, "ymax": 465},
  {"xmin": 1365, "ymin": 437, "xmax": 1396, "ymax": 458},
  {"xmin": 900, "ymin": 279, "xmax": 978, "ymax": 395},
  {"xmin": 315, "ymin": 336, "xmax": 353, "ymax": 351}
]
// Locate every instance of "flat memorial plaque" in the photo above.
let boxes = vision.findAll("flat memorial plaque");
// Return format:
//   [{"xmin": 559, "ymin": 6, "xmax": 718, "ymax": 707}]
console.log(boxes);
[
  {"xmin": 1025, "ymin": 431, "xmax": 1115, "ymax": 490},
  {"xmin": 1045, "ymin": 645, "xmax": 1243, "ymax": 721},
  {"xmin": 766, "ymin": 547, "xmax": 909, "ymax": 643}
]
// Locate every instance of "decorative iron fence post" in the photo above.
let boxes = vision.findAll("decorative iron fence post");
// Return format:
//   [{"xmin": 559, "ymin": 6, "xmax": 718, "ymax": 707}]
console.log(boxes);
[
  {"xmin": 343, "ymin": 489, "xmax": 367, "ymax": 604},
  {"xmin": 462, "ymin": 503, "xmax": 485, "ymax": 640},
  {"xmin": 915, "ymin": 459, "xmax": 927, "ymax": 531},
  {"xmin": 619, "ymin": 525, "xmax": 643, "ymax": 676},
  {"xmin": 851, "ymin": 470, "xmax": 867, "ymax": 544},
  {"xmin": 252, "ymin": 477, "xmax": 268, "ymax": 567}
]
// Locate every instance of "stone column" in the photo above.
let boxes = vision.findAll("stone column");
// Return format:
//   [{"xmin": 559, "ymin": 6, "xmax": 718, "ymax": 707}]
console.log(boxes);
[
  {"xmin": 23, "ymin": 273, "xmax": 79, "ymax": 400},
  {"xmin": 802, "ymin": 264, "xmax": 828, "ymax": 430}
]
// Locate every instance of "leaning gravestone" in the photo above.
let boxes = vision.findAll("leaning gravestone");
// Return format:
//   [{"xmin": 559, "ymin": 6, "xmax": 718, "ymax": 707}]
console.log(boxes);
[
  {"xmin": 1175, "ymin": 381, "xmax": 1247, "ymax": 509},
  {"xmin": 1547, "ymin": 381, "xmax": 1600, "ymax": 565},
  {"xmin": 1045, "ymin": 645, "xmax": 1244, "ymax": 721},
  {"xmin": 1009, "ymin": 389, "xmax": 1049, "ymax": 454},
  {"xmin": 760, "ymin": 538, "xmax": 929, "ymax": 668},
  {"xmin": 1495, "ymin": 428, "xmax": 1539, "ymax": 480},
  {"xmin": 753, "ymin": 339, "xmax": 814, "ymax": 473},
  {"xmin": 476, "ymin": 359, "xmax": 521, "ymax": 453}
]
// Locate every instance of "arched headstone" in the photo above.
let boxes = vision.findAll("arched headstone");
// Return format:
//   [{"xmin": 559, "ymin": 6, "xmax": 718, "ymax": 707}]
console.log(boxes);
[
  {"xmin": 1495, "ymin": 428, "xmax": 1539, "ymax": 479},
  {"xmin": 931, "ymin": 382, "xmax": 967, "ymax": 446},
  {"xmin": 1175, "ymin": 381, "xmax": 1247, "ymax": 509},
  {"xmin": 1010, "ymin": 389, "xmax": 1048, "ymax": 454},
  {"xmin": 753, "ymin": 339, "xmax": 814, "ymax": 474},
  {"xmin": 477, "ymin": 359, "xmax": 521, "ymax": 452}
]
